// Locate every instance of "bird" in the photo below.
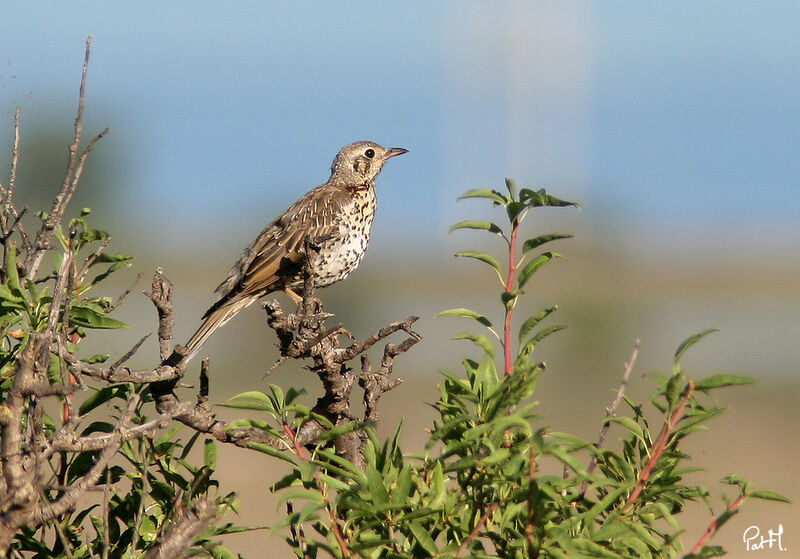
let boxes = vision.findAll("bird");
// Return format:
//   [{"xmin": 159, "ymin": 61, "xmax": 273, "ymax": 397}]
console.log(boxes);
[{"xmin": 181, "ymin": 141, "xmax": 408, "ymax": 363}]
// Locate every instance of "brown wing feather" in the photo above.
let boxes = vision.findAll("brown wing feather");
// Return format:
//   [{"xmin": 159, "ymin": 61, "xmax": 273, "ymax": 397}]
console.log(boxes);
[{"xmin": 203, "ymin": 182, "xmax": 348, "ymax": 317}]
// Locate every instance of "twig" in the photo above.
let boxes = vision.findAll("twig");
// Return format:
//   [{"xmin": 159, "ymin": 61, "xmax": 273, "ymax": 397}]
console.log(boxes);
[
  {"xmin": 580, "ymin": 339, "xmax": 640, "ymax": 499},
  {"xmin": 110, "ymin": 272, "xmax": 143, "ymax": 311},
  {"xmin": 101, "ymin": 470, "xmax": 111, "ymax": 559},
  {"xmin": 6, "ymin": 108, "xmax": 21, "ymax": 227},
  {"xmin": 526, "ymin": 450, "xmax": 537, "ymax": 558},
  {"xmin": 75, "ymin": 236, "xmax": 111, "ymax": 286},
  {"xmin": 25, "ymin": 37, "xmax": 111, "ymax": 280},
  {"xmin": 46, "ymin": 233, "xmax": 75, "ymax": 333},
  {"xmin": 338, "ymin": 316, "xmax": 419, "ymax": 362},
  {"xmin": 143, "ymin": 498, "xmax": 216, "ymax": 559},
  {"xmin": 50, "ymin": 513, "xmax": 75, "ymax": 559},
  {"xmin": 109, "ymin": 334, "xmax": 152, "ymax": 371},
  {"xmin": 129, "ymin": 471, "xmax": 147, "ymax": 559},
  {"xmin": 624, "ymin": 381, "xmax": 695, "ymax": 510},
  {"xmin": 689, "ymin": 494, "xmax": 746, "ymax": 554},
  {"xmin": 32, "ymin": 395, "xmax": 137, "ymax": 525},
  {"xmin": 286, "ymin": 501, "xmax": 310, "ymax": 559},
  {"xmin": 198, "ymin": 358, "xmax": 210, "ymax": 404},
  {"xmin": 0, "ymin": 108, "xmax": 31, "ymax": 258},
  {"xmin": 145, "ymin": 269, "xmax": 174, "ymax": 362},
  {"xmin": 46, "ymin": 402, "xmax": 189, "ymax": 456},
  {"xmin": 456, "ymin": 501, "xmax": 499, "ymax": 557}
]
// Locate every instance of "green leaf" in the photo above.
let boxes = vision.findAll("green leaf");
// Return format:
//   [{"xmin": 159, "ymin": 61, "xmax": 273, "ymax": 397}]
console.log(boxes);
[
  {"xmin": 458, "ymin": 188, "xmax": 508, "ymax": 205},
  {"xmin": 408, "ymin": 521, "xmax": 438, "ymax": 555},
  {"xmin": 519, "ymin": 188, "xmax": 579, "ymax": 208},
  {"xmin": 695, "ymin": 374, "xmax": 756, "ymax": 390},
  {"xmin": 518, "ymin": 251, "xmax": 563, "ymax": 288},
  {"xmin": 391, "ymin": 465, "xmax": 414, "ymax": 504},
  {"xmin": 69, "ymin": 306, "xmax": 128, "ymax": 329},
  {"xmin": 521, "ymin": 233, "xmax": 573, "ymax": 253},
  {"xmin": 82, "ymin": 353, "xmax": 109, "ymax": 364},
  {"xmin": 208, "ymin": 544, "xmax": 237, "ymax": 559},
  {"xmin": 366, "ymin": 464, "xmax": 389, "ymax": 505},
  {"xmin": 504, "ymin": 177, "xmax": 517, "ymax": 199},
  {"xmin": 316, "ymin": 420, "xmax": 370, "ymax": 442},
  {"xmin": 76, "ymin": 228, "xmax": 109, "ymax": 245},
  {"xmin": 437, "ymin": 308, "xmax": 493, "ymax": 328},
  {"xmin": 452, "ymin": 332, "xmax": 495, "ymax": 358},
  {"xmin": 750, "ymin": 490, "xmax": 792, "ymax": 503},
  {"xmin": 91, "ymin": 258, "xmax": 133, "ymax": 286},
  {"xmin": 204, "ymin": 439, "xmax": 217, "ymax": 470},
  {"xmin": 519, "ymin": 324, "xmax": 566, "ymax": 356},
  {"xmin": 222, "ymin": 391, "xmax": 275, "ymax": 411},
  {"xmin": 674, "ymin": 328, "xmax": 719, "ymax": 365},
  {"xmin": 0, "ymin": 284, "xmax": 25, "ymax": 304},
  {"xmin": 506, "ymin": 200, "xmax": 526, "ymax": 222},
  {"xmin": 518, "ymin": 306, "xmax": 557, "ymax": 342},
  {"xmin": 454, "ymin": 250, "xmax": 502, "ymax": 276},
  {"xmin": 606, "ymin": 416, "xmax": 645, "ymax": 442},
  {"xmin": 448, "ymin": 220, "xmax": 504, "ymax": 236},
  {"xmin": 5, "ymin": 245, "xmax": 21, "ymax": 295},
  {"xmin": 95, "ymin": 251, "xmax": 133, "ymax": 263},
  {"xmin": 138, "ymin": 514, "xmax": 158, "ymax": 542}
]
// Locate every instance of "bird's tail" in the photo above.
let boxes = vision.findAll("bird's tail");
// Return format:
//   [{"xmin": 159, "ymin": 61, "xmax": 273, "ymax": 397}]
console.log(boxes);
[{"xmin": 183, "ymin": 296, "xmax": 256, "ymax": 363}]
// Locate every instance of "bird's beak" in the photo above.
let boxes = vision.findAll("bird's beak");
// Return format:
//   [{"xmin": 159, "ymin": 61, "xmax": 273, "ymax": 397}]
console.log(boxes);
[{"xmin": 385, "ymin": 147, "xmax": 409, "ymax": 159}]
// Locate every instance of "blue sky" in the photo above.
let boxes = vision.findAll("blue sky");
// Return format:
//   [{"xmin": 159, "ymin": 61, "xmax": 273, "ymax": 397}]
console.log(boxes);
[{"xmin": 1, "ymin": 2, "xmax": 798, "ymax": 258}]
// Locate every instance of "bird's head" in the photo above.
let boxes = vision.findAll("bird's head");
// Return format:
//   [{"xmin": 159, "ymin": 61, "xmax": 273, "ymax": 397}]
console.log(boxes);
[{"xmin": 329, "ymin": 141, "xmax": 408, "ymax": 185}]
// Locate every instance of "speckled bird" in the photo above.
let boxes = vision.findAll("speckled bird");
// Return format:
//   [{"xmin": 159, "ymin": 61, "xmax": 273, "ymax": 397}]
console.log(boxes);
[{"xmin": 182, "ymin": 141, "xmax": 407, "ymax": 362}]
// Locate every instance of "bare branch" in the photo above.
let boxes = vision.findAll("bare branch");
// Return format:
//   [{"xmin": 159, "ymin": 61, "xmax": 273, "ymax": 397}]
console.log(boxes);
[
  {"xmin": 32, "ymin": 393, "xmax": 140, "ymax": 525},
  {"xmin": 145, "ymin": 268, "xmax": 174, "ymax": 362},
  {"xmin": 580, "ymin": 339, "xmax": 640, "ymax": 500},
  {"xmin": 110, "ymin": 272, "xmax": 143, "ymax": 311},
  {"xmin": 46, "ymin": 234, "xmax": 75, "ymax": 333},
  {"xmin": 75, "ymin": 235, "xmax": 111, "ymax": 286},
  {"xmin": 46, "ymin": 401, "xmax": 190, "ymax": 456},
  {"xmin": 25, "ymin": 37, "xmax": 111, "ymax": 280},
  {"xmin": 109, "ymin": 334, "xmax": 152, "ymax": 371},
  {"xmin": 338, "ymin": 316, "xmax": 419, "ymax": 362},
  {"xmin": 7, "ymin": 108, "xmax": 21, "ymax": 220},
  {"xmin": 101, "ymin": 470, "xmax": 110, "ymax": 559}
]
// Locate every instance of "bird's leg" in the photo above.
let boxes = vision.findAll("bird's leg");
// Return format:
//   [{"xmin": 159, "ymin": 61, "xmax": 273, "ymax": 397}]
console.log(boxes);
[{"xmin": 284, "ymin": 287, "xmax": 303, "ymax": 304}]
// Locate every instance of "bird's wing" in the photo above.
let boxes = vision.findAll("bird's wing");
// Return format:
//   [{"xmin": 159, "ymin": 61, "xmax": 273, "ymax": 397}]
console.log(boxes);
[{"xmin": 210, "ymin": 183, "xmax": 347, "ymax": 305}]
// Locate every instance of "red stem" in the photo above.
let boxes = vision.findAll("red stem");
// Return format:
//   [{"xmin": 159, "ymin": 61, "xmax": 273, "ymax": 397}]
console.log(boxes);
[
  {"xmin": 504, "ymin": 218, "xmax": 519, "ymax": 376},
  {"xmin": 282, "ymin": 423, "xmax": 351, "ymax": 558},
  {"xmin": 526, "ymin": 449, "xmax": 536, "ymax": 552},
  {"xmin": 689, "ymin": 494, "xmax": 746, "ymax": 554},
  {"xmin": 456, "ymin": 501, "xmax": 500, "ymax": 557},
  {"xmin": 624, "ymin": 382, "xmax": 694, "ymax": 509}
]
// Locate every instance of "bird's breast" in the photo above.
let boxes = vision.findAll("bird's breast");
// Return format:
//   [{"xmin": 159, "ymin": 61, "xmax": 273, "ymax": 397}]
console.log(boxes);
[{"xmin": 308, "ymin": 187, "xmax": 376, "ymax": 287}]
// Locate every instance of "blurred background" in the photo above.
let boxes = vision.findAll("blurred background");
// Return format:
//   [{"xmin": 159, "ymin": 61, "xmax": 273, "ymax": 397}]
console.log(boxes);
[{"xmin": 2, "ymin": 1, "xmax": 798, "ymax": 555}]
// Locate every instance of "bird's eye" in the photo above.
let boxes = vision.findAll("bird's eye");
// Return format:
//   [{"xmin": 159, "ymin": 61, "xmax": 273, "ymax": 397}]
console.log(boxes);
[{"xmin": 364, "ymin": 148, "xmax": 375, "ymax": 159}]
